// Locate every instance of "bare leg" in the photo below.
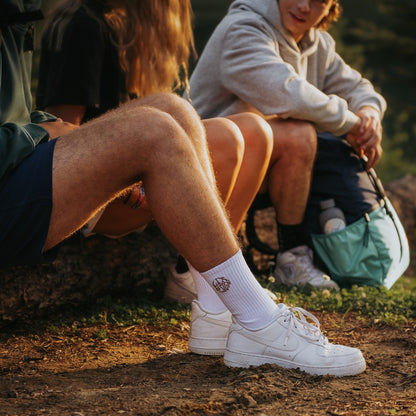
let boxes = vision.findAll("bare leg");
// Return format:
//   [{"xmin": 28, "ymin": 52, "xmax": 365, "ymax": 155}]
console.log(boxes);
[
  {"xmin": 176, "ymin": 113, "xmax": 273, "ymax": 311},
  {"xmin": 226, "ymin": 113, "xmax": 273, "ymax": 230},
  {"xmin": 93, "ymin": 114, "xmax": 271, "ymax": 238},
  {"xmin": 92, "ymin": 197, "xmax": 153, "ymax": 236},
  {"xmin": 203, "ymin": 118, "xmax": 244, "ymax": 204},
  {"xmin": 265, "ymin": 118, "xmax": 317, "ymax": 224},
  {"xmin": 44, "ymin": 93, "xmax": 239, "ymax": 271}
]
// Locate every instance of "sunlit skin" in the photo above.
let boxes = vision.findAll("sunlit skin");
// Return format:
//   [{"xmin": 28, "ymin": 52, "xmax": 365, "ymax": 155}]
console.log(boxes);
[
  {"xmin": 278, "ymin": 0, "xmax": 333, "ymax": 43},
  {"xmin": 277, "ymin": 0, "xmax": 383, "ymax": 169}
]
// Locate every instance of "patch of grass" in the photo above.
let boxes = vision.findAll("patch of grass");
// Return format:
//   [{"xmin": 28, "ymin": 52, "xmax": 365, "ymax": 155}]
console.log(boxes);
[
  {"xmin": 44, "ymin": 297, "xmax": 192, "ymax": 331},
  {"xmin": 62, "ymin": 274, "xmax": 416, "ymax": 329},
  {"xmin": 261, "ymin": 274, "xmax": 416, "ymax": 326},
  {"xmin": 2, "ymin": 275, "xmax": 415, "ymax": 337}
]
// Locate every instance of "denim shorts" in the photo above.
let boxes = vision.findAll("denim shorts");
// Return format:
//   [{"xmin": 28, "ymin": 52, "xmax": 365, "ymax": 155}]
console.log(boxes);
[{"xmin": 0, "ymin": 139, "xmax": 59, "ymax": 267}]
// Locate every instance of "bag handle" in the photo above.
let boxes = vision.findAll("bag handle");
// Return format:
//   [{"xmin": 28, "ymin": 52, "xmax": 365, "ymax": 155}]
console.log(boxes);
[
  {"xmin": 361, "ymin": 156, "xmax": 386, "ymax": 199},
  {"xmin": 362, "ymin": 157, "xmax": 404, "ymax": 260}
]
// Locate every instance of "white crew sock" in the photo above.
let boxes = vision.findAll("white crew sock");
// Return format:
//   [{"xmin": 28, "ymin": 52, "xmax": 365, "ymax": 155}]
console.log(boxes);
[
  {"xmin": 199, "ymin": 250, "xmax": 278, "ymax": 330},
  {"xmin": 187, "ymin": 262, "xmax": 227, "ymax": 313}
]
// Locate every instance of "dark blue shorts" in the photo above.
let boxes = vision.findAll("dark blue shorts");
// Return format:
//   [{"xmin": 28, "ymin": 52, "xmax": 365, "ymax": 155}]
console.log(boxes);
[{"xmin": 0, "ymin": 139, "xmax": 59, "ymax": 267}]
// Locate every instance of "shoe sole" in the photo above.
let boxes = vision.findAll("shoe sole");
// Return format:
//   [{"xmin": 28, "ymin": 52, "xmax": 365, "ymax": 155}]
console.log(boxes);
[
  {"xmin": 223, "ymin": 350, "xmax": 366, "ymax": 377},
  {"xmin": 189, "ymin": 336, "xmax": 227, "ymax": 356},
  {"xmin": 273, "ymin": 274, "xmax": 339, "ymax": 291}
]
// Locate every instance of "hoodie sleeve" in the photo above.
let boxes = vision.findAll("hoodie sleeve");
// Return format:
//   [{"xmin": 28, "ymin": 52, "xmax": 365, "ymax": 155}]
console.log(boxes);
[
  {"xmin": 219, "ymin": 18, "xmax": 360, "ymax": 136},
  {"xmin": 320, "ymin": 33, "xmax": 387, "ymax": 117}
]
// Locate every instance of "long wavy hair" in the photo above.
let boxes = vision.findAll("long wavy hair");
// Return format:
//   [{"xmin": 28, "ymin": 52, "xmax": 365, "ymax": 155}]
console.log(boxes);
[
  {"xmin": 43, "ymin": 0, "xmax": 195, "ymax": 97},
  {"xmin": 317, "ymin": 0, "xmax": 342, "ymax": 31}
]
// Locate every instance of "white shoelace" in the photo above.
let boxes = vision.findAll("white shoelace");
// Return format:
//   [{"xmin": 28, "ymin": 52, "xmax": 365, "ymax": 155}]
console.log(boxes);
[{"xmin": 279, "ymin": 304, "xmax": 328, "ymax": 346}]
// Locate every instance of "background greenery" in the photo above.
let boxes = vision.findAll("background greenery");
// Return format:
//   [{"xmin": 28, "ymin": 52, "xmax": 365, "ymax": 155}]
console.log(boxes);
[{"xmin": 36, "ymin": 0, "xmax": 416, "ymax": 181}]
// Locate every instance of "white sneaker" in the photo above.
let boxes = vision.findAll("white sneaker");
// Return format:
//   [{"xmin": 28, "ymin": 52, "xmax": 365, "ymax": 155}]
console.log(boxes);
[
  {"xmin": 164, "ymin": 265, "xmax": 197, "ymax": 304},
  {"xmin": 274, "ymin": 245, "xmax": 340, "ymax": 290},
  {"xmin": 189, "ymin": 300, "xmax": 232, "ymax": 355},
  {"xmin": 224, "ymin": 304, "xmax": 366, "ymax": 377},
  {"xmin": 189, "ymin": 289, "xmax": 278, "ymax": 356}
]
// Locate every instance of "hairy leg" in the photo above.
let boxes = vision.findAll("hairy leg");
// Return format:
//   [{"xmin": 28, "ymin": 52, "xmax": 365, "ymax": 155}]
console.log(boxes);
[
  {"xmin": 44, "ymin": 93, "xmax": 239, "ymax": 271},
  {"xmin": 265, "ymin": 118, "xmax": 317, "ymax": 224},
  {"xmin": 91, "ymin": 117, "xmax": 245, "ymax": 237}
]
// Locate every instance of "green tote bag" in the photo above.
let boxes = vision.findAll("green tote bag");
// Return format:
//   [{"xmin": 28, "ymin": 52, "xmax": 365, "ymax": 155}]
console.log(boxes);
[{"xmin": 311, "ymin": 169, "xmax": 410, "ymax": 289}]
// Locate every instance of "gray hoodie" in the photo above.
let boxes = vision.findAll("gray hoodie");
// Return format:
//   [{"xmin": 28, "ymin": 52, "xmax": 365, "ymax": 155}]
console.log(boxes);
[{"xmin": 188, "ymin": 0, "xmax": 386, "ymax": 136}]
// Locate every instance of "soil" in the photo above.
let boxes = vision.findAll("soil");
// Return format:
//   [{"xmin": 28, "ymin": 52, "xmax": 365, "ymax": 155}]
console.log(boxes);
[
  {"xmin": 0, "ymin": 178, "xmax": 415, "ymax": 416},
  {"xmin": 0, "ymin": 313, "xmax": 415, "ymax": 416}
]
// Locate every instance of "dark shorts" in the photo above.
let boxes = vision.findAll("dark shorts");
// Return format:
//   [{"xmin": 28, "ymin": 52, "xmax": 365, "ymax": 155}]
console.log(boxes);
[{"xmin": 0, "ymin": 139, "xmax": 59, "ymax": 267}]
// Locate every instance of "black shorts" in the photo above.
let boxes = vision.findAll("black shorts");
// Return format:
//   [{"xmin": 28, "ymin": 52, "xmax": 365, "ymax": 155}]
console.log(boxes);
[{"xmin": 0, "ymin": 139, "xmax": 59, "ymax": 267}]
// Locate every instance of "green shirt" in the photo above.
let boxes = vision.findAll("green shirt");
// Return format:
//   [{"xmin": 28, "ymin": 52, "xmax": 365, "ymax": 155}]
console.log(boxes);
[{"xmin": 0, "ymin": 0, "xmax": 56, "ymax": 180}]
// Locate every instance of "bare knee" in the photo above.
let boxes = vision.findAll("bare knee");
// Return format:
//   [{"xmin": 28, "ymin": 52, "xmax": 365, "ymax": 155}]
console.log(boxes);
[
  {"xmin": 228, "ymin": 112, "xmax": 273, "ymax": 159},
  {"xmin": 117, "ymin": 106, "xmax": 195, "ymax": 178},
  {"xmin": 204, "ymin": 117, "xmax": 244, "ymax": 171},
  {"xmin": 126, "ymin": 92, "xmax": 204, "ymax": 144},
  {"xmin": 271, "ymin": 119, "xmax": 317, "ymax": 164}
]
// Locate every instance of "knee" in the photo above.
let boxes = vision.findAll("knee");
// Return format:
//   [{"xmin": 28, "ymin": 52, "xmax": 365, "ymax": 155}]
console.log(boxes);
[
  {"xmin": 153, "ymin": 92, "xmax": 204, "ymax": 138},
  {"xmin": 205, "ymin": 117, "xmax": 245, "ymax": 169},
  {"xmin": 234, "ymin": 112, "xmax": 274, "ymax": 159},
  {"xmin": 278, "ymin": 120, "xmax": 317, "ymax": 163},
  {"xmin": 128, "ymin": 92, "xmax": 204, "ymax": 141},
  {"xmin": 126, "ymin": 106, "xmax": 193, "ymax": 167}
]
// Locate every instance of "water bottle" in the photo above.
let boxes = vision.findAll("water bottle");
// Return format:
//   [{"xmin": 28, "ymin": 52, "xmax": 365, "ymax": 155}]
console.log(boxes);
[{"xmin": 319, "ymin": 199, "xmax": 346, "ymax": 234}]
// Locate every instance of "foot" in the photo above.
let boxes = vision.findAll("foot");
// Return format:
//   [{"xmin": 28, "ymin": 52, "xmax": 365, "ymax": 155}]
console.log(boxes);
[
  {"xmin": 189, "ymin": 300, "xmax": 232, "ymax": 356},
  {"xmin": 274, "ymin": 245, "xmax": 340, "ymax": 290},
  {"xmin": 224, "ymin": 304, "xmax": 366, "ymax": 376},
  {"xmin": 164, "ymin": 265, "xmax": 197, "ymax": 304},
  {"xmin": 189, "ymin": 288, "xmax": 278, "ymax": 356}
]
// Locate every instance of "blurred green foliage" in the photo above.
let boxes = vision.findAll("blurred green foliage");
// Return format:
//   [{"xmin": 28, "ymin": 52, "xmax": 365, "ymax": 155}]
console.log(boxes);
[{"xmin": 35, "ymin": 0, "xmax": 416, "ymax": 181}]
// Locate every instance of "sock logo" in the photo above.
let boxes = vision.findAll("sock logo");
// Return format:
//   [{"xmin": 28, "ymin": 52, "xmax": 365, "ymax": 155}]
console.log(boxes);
[{"xmin": 212, "ymin": 277, "xmax": 231, "ymax": 293}]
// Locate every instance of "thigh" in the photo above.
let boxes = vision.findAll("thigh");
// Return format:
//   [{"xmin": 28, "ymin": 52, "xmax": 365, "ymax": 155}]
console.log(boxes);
[
  {"xmin": 0, "ymin": 139, "xmax": 59, "ymax": 267},
  {"xmin": 44, "ymin": 94, "xmax": 200, "ymax": 251}
]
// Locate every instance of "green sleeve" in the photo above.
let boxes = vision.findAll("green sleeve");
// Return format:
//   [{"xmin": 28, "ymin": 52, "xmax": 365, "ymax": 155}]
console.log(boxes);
[{"xmin": 0, "ymin": 122, "xmax": 49, "ymax": 179}]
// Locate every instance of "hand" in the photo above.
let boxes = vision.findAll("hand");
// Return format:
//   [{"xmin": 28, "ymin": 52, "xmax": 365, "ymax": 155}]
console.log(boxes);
[
  {"xmin": 39, "ymin": 118, "xmax": 78, "ymax": 139},
  {"xmin": 347, "ymin": 106, "xmax": 383, "ymax": 170}
]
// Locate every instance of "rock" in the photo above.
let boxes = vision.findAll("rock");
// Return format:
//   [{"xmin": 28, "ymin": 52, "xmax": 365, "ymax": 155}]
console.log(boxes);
[
  {"xmin": 384, "ymin": 174, "xmax": 416, "ymax": 275},
  {"xmin": 0, "ymin": 224, "xmax": 177, "ymax": 325}
]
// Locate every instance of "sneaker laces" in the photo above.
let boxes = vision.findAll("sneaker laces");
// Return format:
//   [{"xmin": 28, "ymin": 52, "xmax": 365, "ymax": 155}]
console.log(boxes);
[{"xmin": 279, "ymin": 304, "xmax": 328, "ymax": 346}]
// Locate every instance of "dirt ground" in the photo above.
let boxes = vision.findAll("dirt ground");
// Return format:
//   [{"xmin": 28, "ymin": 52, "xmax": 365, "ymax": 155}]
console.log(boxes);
[{"xmin": 0, "ymin": 312, "xmax": 415, "ymax": 416}]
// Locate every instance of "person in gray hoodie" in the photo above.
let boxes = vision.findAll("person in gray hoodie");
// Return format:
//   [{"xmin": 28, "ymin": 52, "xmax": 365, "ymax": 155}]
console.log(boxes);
[{"xmin": 188, "ymin": 0, "xmax": 386, "ymax": 290}]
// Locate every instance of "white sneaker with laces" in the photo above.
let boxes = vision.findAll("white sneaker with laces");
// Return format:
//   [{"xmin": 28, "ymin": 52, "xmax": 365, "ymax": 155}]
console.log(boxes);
[
  {"xmin": 164, "ymin": 265, "xmax": 197, "ymax": 304},
  {"xmin": 189, "ymin": 300, "xmax": 232, "ymax": 355},
  {"xmin": 224, "ymin": 304, "xmax": 366, "ymax": 377},
  {"xmin": 274, "ymin": 245, "xmax": 340, "ymax": 290}
]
